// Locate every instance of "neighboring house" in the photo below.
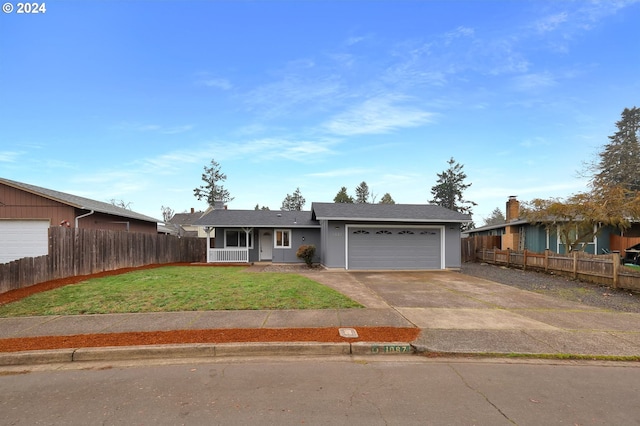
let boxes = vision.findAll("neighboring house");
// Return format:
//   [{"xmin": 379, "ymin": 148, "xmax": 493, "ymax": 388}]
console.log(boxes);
[
  {"xmin": 464, "ymin": 196, "xmax": 640, "ymax": 255},
  {"xmin": 0, "ymin": 177, "xmax": 159, "ymax": 263},
  {"xmin": 195, "ymin": 201, "xmax": 470, "ymax": 270},
  {"xmin": 168, "ymin": 208, "xmax": 209, "ymax": 238}
]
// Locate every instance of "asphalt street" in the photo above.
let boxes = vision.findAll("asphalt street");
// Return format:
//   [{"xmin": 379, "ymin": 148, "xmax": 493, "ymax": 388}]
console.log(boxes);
[{"xmin": 2, "ymin": 357, "xmax": 639, "ymax": 425}]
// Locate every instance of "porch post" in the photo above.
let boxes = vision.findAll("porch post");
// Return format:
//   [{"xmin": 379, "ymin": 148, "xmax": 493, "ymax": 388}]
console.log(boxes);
[
  {"xmin": 204, "ymin": 227, "xmax": 213, "ymax": 263},
  {"xmin": 243, "ymin": 227, "xmax": 253, "ymax": 263}
]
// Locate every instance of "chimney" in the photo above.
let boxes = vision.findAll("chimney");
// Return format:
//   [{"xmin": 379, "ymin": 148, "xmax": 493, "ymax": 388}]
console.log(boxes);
[
  {"xmin": 213, "ymin": 200, "xmax": 225, "ymax": 210},
  {"xmin": 190, "ymin": 207, "xmax": 195, "ymax": 214},
  {"xmin": 506, "ymin": 196, "xmax": 520, "ymax": 222}
]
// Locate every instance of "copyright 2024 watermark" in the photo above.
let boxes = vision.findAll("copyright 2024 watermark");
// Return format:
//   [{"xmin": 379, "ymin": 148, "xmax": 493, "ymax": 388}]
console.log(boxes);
[{"xmin": 3, "ymin": 2, "xmax": 47, "ymax": 14}]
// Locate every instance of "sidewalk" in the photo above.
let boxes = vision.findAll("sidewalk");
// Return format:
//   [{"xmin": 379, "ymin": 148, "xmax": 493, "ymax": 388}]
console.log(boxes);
[{"xmin": 2, "ymin": 269, "xmax": 640, "ymax": 365}]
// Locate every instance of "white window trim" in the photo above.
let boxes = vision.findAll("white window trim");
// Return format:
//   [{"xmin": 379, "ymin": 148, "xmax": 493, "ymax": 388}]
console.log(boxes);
[
  {"xmin": 224, "ymin": 229, "xmax": 254, "ymax": 249},
  {"xmin": 555, "ymin": 225, "xmax": 597, "ymax": 253},
  {"xmin": 274, "ymin": 229, "xmax": 292, "ymax": 248}
]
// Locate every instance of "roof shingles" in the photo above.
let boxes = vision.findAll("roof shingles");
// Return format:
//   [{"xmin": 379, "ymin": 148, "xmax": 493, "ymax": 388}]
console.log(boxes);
[{"xmin": 0, "ymin": 177, "xmax": 159, "ymax": 223}]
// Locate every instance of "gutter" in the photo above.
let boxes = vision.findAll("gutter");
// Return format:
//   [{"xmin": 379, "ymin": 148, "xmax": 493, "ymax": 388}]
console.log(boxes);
[{"xmin": 75, "ymin": 209, "xmax": 95, "ymax": 228}]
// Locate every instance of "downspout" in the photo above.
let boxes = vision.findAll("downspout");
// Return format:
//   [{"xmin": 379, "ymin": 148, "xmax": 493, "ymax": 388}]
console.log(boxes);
[{"xmin": 75, "ymin": 209, "xmax": 95, "ymax": 228}]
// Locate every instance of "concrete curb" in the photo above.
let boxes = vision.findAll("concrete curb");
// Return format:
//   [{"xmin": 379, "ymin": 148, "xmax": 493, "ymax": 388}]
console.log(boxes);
[{"xmin": 0, "ymin": 342, "xmax": 417, "ymax": 366}]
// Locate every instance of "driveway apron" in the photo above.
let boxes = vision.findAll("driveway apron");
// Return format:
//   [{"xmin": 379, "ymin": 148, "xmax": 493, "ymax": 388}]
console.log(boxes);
[{"xmin": 326, "ymin": 270, "xmax": 640, "ymax": 356}]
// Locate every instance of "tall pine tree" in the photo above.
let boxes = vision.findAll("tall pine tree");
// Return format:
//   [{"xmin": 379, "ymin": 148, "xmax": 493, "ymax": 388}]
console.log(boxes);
[
  {"xmin": 193, "ymin": 159, "xmax": 233, "ymax": 206},
  {"xmin": 430, "ymin": 157, "xmax": 476, "ymax": 228},
  {"xmin": 592, "ymin": 107, "xmax": 640, "ymax": 192},
  {"xmin": 281, "ymin": 187, "xmax": 306, "ymax": 211},
  {"xmin": 355, "ymin": 181, "xmax": 371, "ymax": 203},
  {"xmin": 333, "ymin": 186, "xmax": 354, "ymax": 203}
]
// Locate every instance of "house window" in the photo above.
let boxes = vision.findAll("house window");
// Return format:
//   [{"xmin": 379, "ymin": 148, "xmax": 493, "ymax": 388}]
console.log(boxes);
[
  {"xmin": 275, "ymin": 229, "xmax": 291, "ymax": 248},
  {"xmin": 225, "ymin": 230, "xmax": 253, "ymax": 248},
  {"xmin": 376, "ymin": 230, "xmax": 392, "ymax": 235}
]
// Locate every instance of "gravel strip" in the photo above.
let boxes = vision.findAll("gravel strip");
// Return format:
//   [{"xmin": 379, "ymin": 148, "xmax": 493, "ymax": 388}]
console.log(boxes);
[{"xmin": 461, "ymin": 262, "xmax": 640, "ymax": 313}]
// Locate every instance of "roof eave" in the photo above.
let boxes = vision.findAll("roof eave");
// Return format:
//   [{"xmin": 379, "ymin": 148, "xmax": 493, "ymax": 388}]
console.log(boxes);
[{"xmin": 313, "ymin": 216, "xmax": 470, "ymax": 223}]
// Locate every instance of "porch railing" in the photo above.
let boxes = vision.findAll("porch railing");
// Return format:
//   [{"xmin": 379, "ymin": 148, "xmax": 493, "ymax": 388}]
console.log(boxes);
[{"xmin": 207, "ymin": 248, "xmax": 249, "ymax": 263}]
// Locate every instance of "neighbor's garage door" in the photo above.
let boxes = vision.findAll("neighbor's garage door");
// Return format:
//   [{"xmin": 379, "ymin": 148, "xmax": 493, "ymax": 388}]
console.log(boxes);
[
  {"xmin": 0, "ymin": 220, "xmax": 49, "ymax": 264},
  {"xmin": 347, "ymin": 227, "xmax": 441, "ymax": 270}
]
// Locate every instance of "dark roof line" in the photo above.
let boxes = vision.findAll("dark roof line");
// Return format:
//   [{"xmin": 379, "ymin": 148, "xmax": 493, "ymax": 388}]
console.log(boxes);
[{"xmin": 0, "ymin": 177, "xmax": 159, "ymax": 223}]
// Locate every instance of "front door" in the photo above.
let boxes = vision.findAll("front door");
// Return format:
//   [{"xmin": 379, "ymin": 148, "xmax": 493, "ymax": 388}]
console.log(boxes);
[{"xmin": 260, "ymin": 230, "xmax": 273, "ymax": 261}]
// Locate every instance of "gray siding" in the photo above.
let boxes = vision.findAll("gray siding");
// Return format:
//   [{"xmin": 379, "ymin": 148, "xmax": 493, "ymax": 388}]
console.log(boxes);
[
  {"xmin": 271, "ymin": 228, "xmax": 321, "ymax": 263},
  {"xmin": 444, "ymin": 226, "xmax": 462, "ymax": 268}
]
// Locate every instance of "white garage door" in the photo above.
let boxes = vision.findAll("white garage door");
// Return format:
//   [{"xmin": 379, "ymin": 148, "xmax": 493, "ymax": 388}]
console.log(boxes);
[
  {"xmin": 347, "ymin": 227, "xmax": 442, "ymax": 270},
  {"xmin": 0, "ymin": 220, "xmax": 50, "ymax": 264}
]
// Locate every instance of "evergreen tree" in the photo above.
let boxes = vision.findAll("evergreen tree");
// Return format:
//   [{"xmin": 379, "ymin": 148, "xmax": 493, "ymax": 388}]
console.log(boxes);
[
  {"xmin": 355, "ymin": 181, "xmax": 370, "ymax": 204},
  {"xmin": 379, "ymin": 193, "xmax": 395, "ymax": 204},
  {"xmin": 193, "ymin": 159, "xmax": 233, "ymax": 206},
  {"xmin": 281, "ymin": 187, "xmax": 306, "ymax": 211},
  {"xmin": 430, "ymin": 157, "xmax": 476, "ymax": 225},
  {"xmin": 592, "ymin": 107, "xmax": 640, "ymax": 192},
  {"xmin": 333, "ymin": 186, "xmax": 354, "ymax": 203},
  {"xmin": 484, "ymin": 207, "xmax": 505, "ymax": 226}
]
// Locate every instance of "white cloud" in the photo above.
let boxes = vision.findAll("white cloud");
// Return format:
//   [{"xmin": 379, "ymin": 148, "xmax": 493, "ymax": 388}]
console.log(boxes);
[
  {"xmin": 244, "ymin": 74, "xmax": 344, "ymax": 118},
  {"xmin": 520, "ymin": 137, "xmax": 550, "ymax": 148},
  {"xmin": 512, "ymin": 72, "xmax": 557, "ymax": 91},
  {"xmin": 201, "ymin": 78, "xmax": 232, "ymax": 90},
  {"xmin": 115, "ymin": 122, "xmax": 194, "ymax": 135},
  {"xmin": 141, "ymin": 124, "xmax": 194, "ymax": 134},
  {"xmin": 0, "ymin": 151, "xmax": 21, "ymax": 162},
  {"xmin": 346, "ymin": 36, "xmax": 366, "ymax": 46},
  {"xmin": 534, "ymin": 12, "xmax": 569, "ymax": 33},
  {"xmin": 323, "ymin": 95, "xmax": 435, "ymax": 136},
  {"xmin": 306, "ymin": 168, "xmax": 373, "ymax": 178}
]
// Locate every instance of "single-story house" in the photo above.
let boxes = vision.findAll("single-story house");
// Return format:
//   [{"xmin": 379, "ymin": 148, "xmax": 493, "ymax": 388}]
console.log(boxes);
[
  {"xmin": 195, "ymin": 201, "xmax": 470, "ymax": 270},
  {"xmin": 464, "ymin": 196, "xmax": 640, "ymax": 255},
  {"xmin": 168, "ymin": 208, "xmax": 210, "ymax": 238},
  {"xmin": 0, "ymin": 177, "xmax": 159, "ymax": 263}
]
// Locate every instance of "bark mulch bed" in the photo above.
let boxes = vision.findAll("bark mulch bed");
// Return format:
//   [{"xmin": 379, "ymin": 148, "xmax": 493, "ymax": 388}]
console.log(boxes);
[
  {"xmin": 0, "ymin": 264, "xmax": 418, "ymax": 353},
  {"xmin": 0, "ymin": 327, "xmax": 420, "ymax": 353}
]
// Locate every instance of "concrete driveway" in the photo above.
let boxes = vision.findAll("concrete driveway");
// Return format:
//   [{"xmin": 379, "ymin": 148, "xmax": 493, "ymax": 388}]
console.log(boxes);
[{"xmin": 301, "ymin": 269, "xmax": 640, "ymax": 356}]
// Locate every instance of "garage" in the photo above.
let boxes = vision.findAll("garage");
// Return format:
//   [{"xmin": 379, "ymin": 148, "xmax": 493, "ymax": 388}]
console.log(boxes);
[
  {"xmin": 347, "ymin": 226, "xmax": 442, "ymax": 270},
  {"xmin": 0, "ymin": 220, "xmax": 49, "ymax": 264}
]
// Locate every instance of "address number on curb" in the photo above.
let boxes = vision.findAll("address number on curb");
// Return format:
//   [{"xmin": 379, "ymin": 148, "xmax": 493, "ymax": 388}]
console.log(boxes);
[{"xmin": 371, "ymin": 345, "xmax": 412, "ymax": 354}]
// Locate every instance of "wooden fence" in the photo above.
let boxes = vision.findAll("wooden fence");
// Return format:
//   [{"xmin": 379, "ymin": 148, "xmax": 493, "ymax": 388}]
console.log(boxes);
[
  {"xmin": 474, "ymin": 248, "xmax": 640, "ymax": 291},
  {"xmin": 461, "ymin": 235, "xmax": 501, "ymax": 262},
  {"xmin": 0, "ymin": 227, "xmax": 207, "ymax": 294}
]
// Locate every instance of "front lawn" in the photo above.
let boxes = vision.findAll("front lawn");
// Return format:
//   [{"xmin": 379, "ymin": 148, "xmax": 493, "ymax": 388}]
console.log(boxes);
[{"xmin": 0, "ymin": 266, "xmax": 362, "ymax": 317}]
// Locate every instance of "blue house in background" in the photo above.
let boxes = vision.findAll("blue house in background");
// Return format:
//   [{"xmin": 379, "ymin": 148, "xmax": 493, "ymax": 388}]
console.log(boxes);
[{"xmin": 464, "ymin": 196, "xmax": 633, "ymax": 255}]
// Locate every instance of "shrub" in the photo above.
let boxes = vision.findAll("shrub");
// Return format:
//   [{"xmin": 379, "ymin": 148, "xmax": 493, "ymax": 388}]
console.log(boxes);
[{"xmin": 296, "ymin": 244, "xmax": 316, "ymax": 267}]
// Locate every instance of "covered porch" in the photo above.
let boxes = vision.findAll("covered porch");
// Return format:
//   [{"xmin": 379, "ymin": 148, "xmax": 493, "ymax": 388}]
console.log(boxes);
[{"xmin": 204, "ymin": 226, "xmax": 255, "ymax": 263}]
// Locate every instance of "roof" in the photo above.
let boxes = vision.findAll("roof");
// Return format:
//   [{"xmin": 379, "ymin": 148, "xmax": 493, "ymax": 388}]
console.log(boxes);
[
  {"xmin": 195, "ymin": 209, "xmax": 320, "ymax": 228},
  {"xmin": 169, "ymin": 211, "xmax": 207, "ymax": 226},
  {"xmin": 464, "ymin": 219, "xmax": 529, "ymax": 234},
  {"xmin": 310, "ymin": 202, "xmax": 471, "ymax": 223},
  {"xmin": 0, "ymin": 177, "xmax": 159, "ymax": 223}
]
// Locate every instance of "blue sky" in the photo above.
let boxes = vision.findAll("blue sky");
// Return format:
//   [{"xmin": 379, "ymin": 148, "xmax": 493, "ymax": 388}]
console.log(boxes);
[{"xmin": 1, "ymin": 1, "xmax": 639, "ymax": 224}]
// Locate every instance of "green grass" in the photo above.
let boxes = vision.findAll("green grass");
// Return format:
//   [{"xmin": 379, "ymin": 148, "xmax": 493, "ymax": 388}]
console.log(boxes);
[{"xmin": 0, "ymin": 266, "xmax": 362, "ymax": 317}]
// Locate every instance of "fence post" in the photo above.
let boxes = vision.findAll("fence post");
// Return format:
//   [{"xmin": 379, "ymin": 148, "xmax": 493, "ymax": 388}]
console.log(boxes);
[
  {"xmin": 572, "ymin": 250, "xmax": 578, "ymax": 279},
  {"xmin": 523, "ymin": 250, "xmax": 528, "ymax": 271},
  {"xmin": 544, "ymin": 249, "xmax": 549, "ymax": 272},
  {"xmin": 506, "ymin": 249, "xmax": 511, "ymax": 267},
  {"xmin": 612, "ymin": 252, "xmax": 620, "ymax": 289}
]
